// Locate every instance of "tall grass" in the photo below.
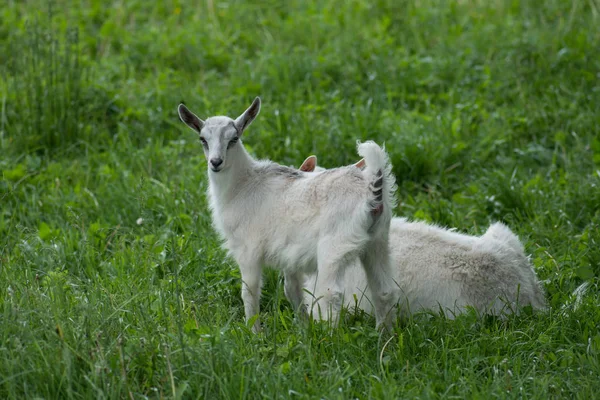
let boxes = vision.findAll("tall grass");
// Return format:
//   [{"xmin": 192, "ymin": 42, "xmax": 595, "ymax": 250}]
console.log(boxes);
[{"xmin": 2, "ymin": 15, "xmax": 87, "ymax": 151}]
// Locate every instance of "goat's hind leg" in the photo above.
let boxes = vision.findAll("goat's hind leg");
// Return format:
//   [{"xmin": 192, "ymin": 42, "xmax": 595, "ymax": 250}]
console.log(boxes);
[
  {"xmin": 312, "ymin": 237, "xmax": 353, "ymax": 325},
  {"xmin": 284, "ymin": 271, "xmax": 308, "ymax": 318},
  {"xmin": 360, "ymin": 238, "xmax": 398, "ymax": 330},
  {"xmin": 311, "ymin": 267, "xmax": 344, "ymax": 325}
]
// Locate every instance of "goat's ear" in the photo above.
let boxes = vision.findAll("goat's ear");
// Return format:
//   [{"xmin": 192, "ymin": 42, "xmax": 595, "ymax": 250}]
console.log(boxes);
[
  {"xmin": 299, "ymin": 155, "xmax": 317, "ymax": 172},
  {"xmin": 178, "ymin": 104, "xmax": 204, "ymax": 134},
  {"xmin": 354, "ymin": 158, "xmax": 366, "ymax": 170},
  {"xmin": 234, "ymin": 97, "xmax": 261, "ymax": 134}
]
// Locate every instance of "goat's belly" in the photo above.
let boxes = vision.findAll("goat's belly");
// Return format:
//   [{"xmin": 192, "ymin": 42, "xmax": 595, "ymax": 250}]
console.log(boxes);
[{"xmin": 264, "ymin": 241, "xmax": 318, "ymax": 274}]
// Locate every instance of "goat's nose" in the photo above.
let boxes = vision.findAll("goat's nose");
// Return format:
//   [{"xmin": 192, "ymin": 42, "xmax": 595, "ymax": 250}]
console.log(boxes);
[{"xmin": 210, "ymin": 158, "xmax": 223, "ymax": 168}]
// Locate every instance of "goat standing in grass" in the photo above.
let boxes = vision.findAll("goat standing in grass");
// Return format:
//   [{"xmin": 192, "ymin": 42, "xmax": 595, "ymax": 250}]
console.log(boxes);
[
  {"xmin": 299, "ymin": 156, "xmax": 547, "ymax": 318},
  {"xmin": 177, "ymin": 98, "xmax": 398, "ymax": 332}
]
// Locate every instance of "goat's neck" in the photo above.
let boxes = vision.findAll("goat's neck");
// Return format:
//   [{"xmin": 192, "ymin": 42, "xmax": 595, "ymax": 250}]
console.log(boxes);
[{"xmin": 207, "ymin": 144, "xmax": 254, "ymax": 204}]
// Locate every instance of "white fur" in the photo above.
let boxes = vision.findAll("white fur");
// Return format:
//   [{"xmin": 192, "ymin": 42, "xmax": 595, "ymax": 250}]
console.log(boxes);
[
  {"xmin": 301, "ymin": 162, "xmax": 547, "ymax": 319},
  {"xmin": 178, "ymin": 98, "xmax": 399, "ymax": 331}
]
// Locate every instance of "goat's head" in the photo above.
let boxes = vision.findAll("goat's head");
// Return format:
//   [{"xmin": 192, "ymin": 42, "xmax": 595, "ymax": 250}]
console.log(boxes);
[
  {"xmin": 298, "ymin": 155, "xmax": 365, "ymax": 172},
  {"xmin": 178, "ymin": 97, "xmax": 261, "ymax": 173}
]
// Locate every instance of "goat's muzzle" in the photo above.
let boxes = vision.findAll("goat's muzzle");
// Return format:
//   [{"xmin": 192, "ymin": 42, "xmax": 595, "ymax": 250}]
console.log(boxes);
[{"xmin": 210, "ymin": 158, "xmax": 223, "ymax": 172}]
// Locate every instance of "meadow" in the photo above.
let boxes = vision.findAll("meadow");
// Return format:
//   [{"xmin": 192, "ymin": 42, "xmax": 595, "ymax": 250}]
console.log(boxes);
[{"xmin": 1, "ymin": 0, "xmax": 599, "ymax": 398}]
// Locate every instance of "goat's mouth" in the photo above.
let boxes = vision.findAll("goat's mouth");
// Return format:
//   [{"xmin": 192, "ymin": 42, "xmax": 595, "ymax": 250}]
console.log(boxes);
[{"xmin": 210, "ymin": 166, "xmax": 223, "ymax": 173}]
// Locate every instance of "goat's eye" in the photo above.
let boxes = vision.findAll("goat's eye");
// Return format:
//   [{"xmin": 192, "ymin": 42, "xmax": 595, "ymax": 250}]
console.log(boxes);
[
  {"xmin": 227, "ymin": 137, "xmax": 238, "ymax": 149},
  {"xmin": 199, "ymin": 137, "xmax": 208, "ymax": 147}
]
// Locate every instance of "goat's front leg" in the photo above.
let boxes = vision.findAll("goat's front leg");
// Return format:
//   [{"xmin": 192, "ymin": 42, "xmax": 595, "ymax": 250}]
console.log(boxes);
[
  {"xmin": 239, "ymin": 261, "xmax": 262, "ymax": 333},
  {"xmin": 284, "ymin": 271, "xmax": 307, "ymax": 317}
]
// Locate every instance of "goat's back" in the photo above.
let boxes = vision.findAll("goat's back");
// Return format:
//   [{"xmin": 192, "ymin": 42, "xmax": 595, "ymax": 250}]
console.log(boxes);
[
  {"xmin": 392, "ymin": 219, "xmax": 546, "ymax": 315},
  {"xmin": 217, "ymin": 162, "xmax": 377, "ymax": 274}
]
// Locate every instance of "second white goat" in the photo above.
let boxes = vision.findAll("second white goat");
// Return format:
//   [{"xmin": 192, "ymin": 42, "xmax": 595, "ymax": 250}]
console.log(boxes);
[{"xmin": 300, "ymin": 156, "xmax": 547, "ymax": 319}]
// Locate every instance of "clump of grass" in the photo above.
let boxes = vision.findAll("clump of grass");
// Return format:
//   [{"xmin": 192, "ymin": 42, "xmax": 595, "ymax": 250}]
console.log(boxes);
[{"xmin": 2, "ymin": 13, "xmax": 90, "ymax": 153}]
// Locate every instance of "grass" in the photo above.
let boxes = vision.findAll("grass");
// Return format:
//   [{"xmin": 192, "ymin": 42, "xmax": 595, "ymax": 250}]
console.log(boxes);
[{"xmin": 1, "ymin": 0, "xmax": 600, "ymax": 398}]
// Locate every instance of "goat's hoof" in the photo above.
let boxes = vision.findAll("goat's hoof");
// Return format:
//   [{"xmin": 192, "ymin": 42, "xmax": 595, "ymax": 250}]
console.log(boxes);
[
  {"xmin": 376, "ymin": 315, "xmax": 394, "ymax": 333},
  {"xmin": 251, "ymin": 321, "xmax": 262, "ymax": 334}
]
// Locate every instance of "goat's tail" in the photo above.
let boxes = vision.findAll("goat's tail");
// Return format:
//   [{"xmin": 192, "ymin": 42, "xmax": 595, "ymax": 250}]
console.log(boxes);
[
  {"xmin": 482, "ymin": 222, "xmax": 548, "ymax": 310},
  {"xmin": 482, "ymin": 222, "xmax": 525, "ymax": 254},
  {"xmin": 357, "ymin": 141, "xmax": 397, "ymax": 232}
]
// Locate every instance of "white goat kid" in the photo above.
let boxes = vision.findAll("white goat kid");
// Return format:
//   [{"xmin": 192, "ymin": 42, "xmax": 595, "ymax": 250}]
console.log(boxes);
[
  {"xmin": 177, "ymin": 98, "xmax": 398, "ymax": 332},
  {"xmin": 299, "ymin": 156, "xmax": 547, "ymax": 319}
]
